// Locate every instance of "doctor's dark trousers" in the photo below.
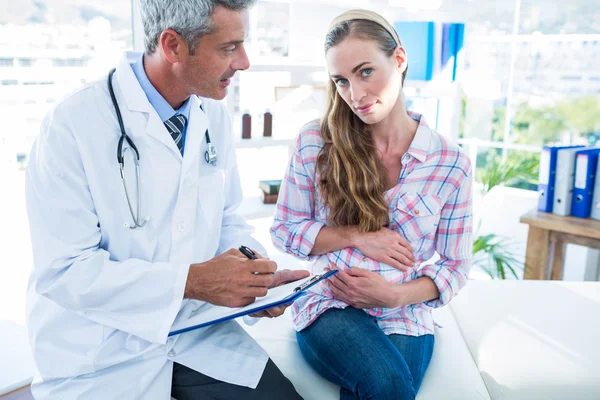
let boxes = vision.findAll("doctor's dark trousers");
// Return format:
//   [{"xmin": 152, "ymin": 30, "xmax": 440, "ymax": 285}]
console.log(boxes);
[{"xmin": 171, "ymin": 359, "xmax": 303, "ymax": 399}]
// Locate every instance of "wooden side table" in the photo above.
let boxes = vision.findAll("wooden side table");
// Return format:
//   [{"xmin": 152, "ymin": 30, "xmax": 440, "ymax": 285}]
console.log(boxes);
[{"xmin": 520, "ymin": 209, "xmax": 600, "ymax": 280}]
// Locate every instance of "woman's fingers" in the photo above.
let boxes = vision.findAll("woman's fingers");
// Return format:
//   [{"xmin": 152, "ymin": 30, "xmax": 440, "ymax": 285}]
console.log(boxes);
[
  {"xmin": 327, "ymin": 281, "xmax": 351, "ymax": 303},
  {"xmin": 392, "ymin": 241, "xmax": 415, "ymax": 263},
  {"xmin": 391, "ymin": 233, "xmax": 416, "ymax": 262},
  {"xmin": 393, "ymin": 231, "xmax": 412, "ymax": 248},
  {"xmin": 384, "ymin": 256, "xmax": 408, "ymax": 271},
  {"xmin": 332, "ymin": 269, "xmax": 353, "ymax": 285},
  {"xmin": 330, "ymin": 274, "xmax": 350, "ymax": 291},
  {"xmin": 391, "ymin": 249, "xmax": 415, "ymax": 268}
]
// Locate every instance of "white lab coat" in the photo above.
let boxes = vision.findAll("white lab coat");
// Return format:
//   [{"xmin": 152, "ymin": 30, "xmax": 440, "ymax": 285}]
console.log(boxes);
[{"xmin": 25, "ymin": 52, "xmax": 269, "ymax": 399}]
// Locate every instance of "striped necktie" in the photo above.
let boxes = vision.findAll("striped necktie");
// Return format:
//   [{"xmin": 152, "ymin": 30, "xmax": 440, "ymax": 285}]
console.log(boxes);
[{"xmin": 164, "ymin": 114, "xmax": 187, "ymax": 154}]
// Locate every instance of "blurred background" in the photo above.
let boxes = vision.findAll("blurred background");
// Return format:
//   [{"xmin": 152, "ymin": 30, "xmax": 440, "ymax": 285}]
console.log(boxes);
[{"xmin": 1, "ymin": 0, "xmax": 599, "ymax": 325}]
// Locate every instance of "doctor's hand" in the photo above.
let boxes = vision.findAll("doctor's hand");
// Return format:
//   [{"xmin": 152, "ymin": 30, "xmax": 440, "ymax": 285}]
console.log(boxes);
[
  {"xmin": 249, "ymin": 269, "xmax": 310, "ymax": 318},
  {"xmin": 184, "ymin": 248, "xmax": 277, "ymax": 308},
  {"xmin": 353, "ymin": 227, "xmax": 416, "ymax": 271}
]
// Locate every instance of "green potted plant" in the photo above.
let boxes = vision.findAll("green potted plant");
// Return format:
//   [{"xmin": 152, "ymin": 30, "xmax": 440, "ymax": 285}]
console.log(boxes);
[{"xmin": 472, "ymin": 155, "xmax": 539, "ymax": 279}]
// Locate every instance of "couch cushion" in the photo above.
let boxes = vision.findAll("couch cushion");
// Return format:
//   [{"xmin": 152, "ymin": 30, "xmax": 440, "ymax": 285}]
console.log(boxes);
[
  {"xmin": 450, "ymin": 281, "xmax": 600, "ymax": 400},
  {"xmin": 0, "ymin": 321, "xmax": 35, "ymax": 396},
  {"xmin": 243, "ymin": 306, "xmax": 490, "ymax": 400},
  {"xmin": 419, "ymin": 306, "xmax": 491, "ymax": 400}
]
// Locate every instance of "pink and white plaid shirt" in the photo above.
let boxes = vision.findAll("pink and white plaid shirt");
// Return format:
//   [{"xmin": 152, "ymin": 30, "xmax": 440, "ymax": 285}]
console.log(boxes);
[{"xmin": 270, "ymin": 112, "xmax": 473, "ymax": 336}]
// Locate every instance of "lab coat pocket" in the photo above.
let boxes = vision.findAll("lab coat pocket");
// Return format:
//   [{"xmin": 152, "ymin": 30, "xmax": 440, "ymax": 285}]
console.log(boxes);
[
  {"xmin": 393, "ymin": 192, "xmax": 442, "ymax": 242},
  {"xmin": 102, "ymin": 206, "xmax": 158, "ymax": 262},
  {"xmin": 126, "ymin": 220, "xmax": 159, "ymax": 261}
]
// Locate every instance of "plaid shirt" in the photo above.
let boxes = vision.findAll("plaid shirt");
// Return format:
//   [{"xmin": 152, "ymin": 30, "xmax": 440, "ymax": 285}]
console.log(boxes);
[{"xmin": 270, "ymin": 113, "xmax": 473, "ymax": 336}]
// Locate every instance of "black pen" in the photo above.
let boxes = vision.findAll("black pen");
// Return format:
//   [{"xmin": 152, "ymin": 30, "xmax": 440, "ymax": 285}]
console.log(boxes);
[
  {"xmin": 239, "ymin": 245, "xmax": 257, "ymax": 260},
  {"xmin": 239, "ymin": 245, "xmax": 275, "ymax": 275}
]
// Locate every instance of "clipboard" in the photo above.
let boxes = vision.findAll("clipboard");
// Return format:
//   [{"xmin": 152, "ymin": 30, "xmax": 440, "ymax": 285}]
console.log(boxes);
[{"xmin": 169, "ymin": 270, "xmax": 338, "ymax": 336}]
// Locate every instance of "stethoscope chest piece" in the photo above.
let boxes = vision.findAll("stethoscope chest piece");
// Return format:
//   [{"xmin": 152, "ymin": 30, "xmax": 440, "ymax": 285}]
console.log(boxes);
[{"xmin": 205, "ymin": 143, "xmax": 218, "ymax": 166}]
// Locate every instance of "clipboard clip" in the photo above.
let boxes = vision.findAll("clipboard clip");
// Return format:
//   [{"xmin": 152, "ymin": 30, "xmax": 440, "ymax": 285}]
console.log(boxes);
[{"xmin": 293, "ymin": 271, "xmax": 335, "ymax": 293}]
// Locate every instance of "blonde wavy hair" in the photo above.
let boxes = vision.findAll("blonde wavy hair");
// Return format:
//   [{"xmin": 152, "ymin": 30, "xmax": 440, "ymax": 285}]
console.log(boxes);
[{"xmin": 317, "ymin": 19, "xmax": 407, "ymax": 232}]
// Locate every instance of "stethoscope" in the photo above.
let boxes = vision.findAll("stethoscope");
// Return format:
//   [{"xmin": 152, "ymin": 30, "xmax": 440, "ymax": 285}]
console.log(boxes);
[{"xmin": 107, "ymin": 68, "xmax": 218, "ymax": 229}]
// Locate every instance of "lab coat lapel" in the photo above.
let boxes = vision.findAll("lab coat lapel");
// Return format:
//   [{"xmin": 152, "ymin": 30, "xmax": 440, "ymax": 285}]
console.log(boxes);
[
  {"xmin": 114, "ymin": 52, "xmax": 150, "ymax": 115},
  {"xmin": 181, "ymin": 96, "xmax": 209, "ymax": 177},
  {"xmin": 114, "ymin": 52, "xmax": 182, "ymax": 159},
  {"xmin": 145, "ymin": 111, "xmax": 182, "ymax": 158}
]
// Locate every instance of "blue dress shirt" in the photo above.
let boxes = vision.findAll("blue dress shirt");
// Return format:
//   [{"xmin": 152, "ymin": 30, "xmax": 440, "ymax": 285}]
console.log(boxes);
[{"xmin": 131, "ymin": 53, "xmax": 192, "ymax": 155}]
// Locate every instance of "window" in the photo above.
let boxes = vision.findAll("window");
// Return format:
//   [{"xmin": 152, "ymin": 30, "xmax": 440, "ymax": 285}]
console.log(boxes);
[
  {"xmin": 248, "ymin": 1, "xmax": 290, "ymax": 58},
  {"xmin": 0, "ymin": 0, "xmax": 132, "ymax": 324},
  {"xmin": 459, "ymin": 0, "xmax": 600, "ymax": 191},
  {"xmin": 52, "ymin": 58, "xmax": 88, "ymax": 67},
  {"xmin": 17, "ymin": 58, "xmax": 34, "ymax": 67},
  {"xmin": 0, "ymin": 57, "xmax": 14, "ymax": 67}
]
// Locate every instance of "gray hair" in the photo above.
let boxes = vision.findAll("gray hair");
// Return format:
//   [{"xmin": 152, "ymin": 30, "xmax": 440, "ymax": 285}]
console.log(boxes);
[{"xmin": 140, "ymin": 0, "xmax": 257, "ymax": 55}]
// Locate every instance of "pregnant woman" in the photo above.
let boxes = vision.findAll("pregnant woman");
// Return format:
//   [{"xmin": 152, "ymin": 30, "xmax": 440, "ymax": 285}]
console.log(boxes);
[{"xmin": 270, "ymin": 9, "xmax": 473, "ymax": 400}]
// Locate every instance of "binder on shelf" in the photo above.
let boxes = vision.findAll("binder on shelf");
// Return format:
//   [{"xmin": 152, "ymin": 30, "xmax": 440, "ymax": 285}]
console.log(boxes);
[
  {"xmin": 590, "ymin": 157, "xmax": 600, "ymax": 220},
  {"xmin": 538, "ymin": 146, "xmax": 585, "ymax": 213},
  {"xmin": 261, "ymin": 191, "xmax": 278, "ymax": 204},
  {"xmin": 259, "ymin": 179, "xmax": 282, "ymax": 195},
  {"xmin": 571, "ymin": 148, "xmax": 600, "ymax": 218},
  {"xmin": 552, "ymin": 147, "xmax": 586, "ymax": 216}
]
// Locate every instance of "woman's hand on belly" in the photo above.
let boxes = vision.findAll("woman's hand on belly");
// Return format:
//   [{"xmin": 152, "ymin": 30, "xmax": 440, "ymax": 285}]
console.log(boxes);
[
  {"xmin": 324, "ymin": 264, "xmax": 402, "ymax": 309},
  {"xmin": 352, "ymin": 227, "xmax": 416, "ymax": 271}
]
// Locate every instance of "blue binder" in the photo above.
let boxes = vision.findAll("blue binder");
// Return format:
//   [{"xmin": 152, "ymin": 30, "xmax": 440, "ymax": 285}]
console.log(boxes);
[
  {"xmin": 168, "ymin": 270, "xmax": 338, "ymax": 336},
  {"xmin": 571, "ymin": 148, "xmax": 600, "ymax": 218},
  {"xmin": 538, "ymin": 146, "xmax": 585, "ymax": 212}
]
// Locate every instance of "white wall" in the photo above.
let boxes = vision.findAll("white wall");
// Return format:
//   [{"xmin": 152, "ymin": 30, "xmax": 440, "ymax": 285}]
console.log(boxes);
[{"xmin": 131, "ymin": 0, "xmax": 144, "ymax": 52}]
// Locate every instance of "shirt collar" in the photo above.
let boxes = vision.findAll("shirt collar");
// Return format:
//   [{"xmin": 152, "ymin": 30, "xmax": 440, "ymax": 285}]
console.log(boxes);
[
  {"xmin": 405, "ymin": 111, "xmax": 432, "ymax": 163},
  {"xmin": 131, "ymin": 53, "xmax": 192, "ymax": 123}
]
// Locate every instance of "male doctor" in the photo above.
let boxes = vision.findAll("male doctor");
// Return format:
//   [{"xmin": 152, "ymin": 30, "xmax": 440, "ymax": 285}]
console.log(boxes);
[{"xmin": 25, "ymin": 0, "xmax": 307, "ymax": 398}]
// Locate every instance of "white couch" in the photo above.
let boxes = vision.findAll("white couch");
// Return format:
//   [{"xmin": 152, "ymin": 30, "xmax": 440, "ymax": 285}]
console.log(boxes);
[
  {"xmin": 243, "ymin": 280, "xmax": 600, "ymax": 400},
  {"xmin": 3, "ymin": 281, "xmax": 600, "ymax": 400}
]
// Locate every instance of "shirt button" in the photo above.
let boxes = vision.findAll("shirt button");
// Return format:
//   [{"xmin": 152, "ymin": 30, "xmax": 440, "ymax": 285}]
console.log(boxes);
[
  {"xmin": 363, "ymin": 257, "xmax": 368, "ymax": 263},
  {"xmin": 414, "ymin": 209, "xmax": 420, "ymax": 215},
  {"xmin": 406, "ymin": 154, "xmax": 412, "ymax": 160},
  {"xmin": 168, "ymin": 350, "xmax": 176, "ymax": 357},
  {"xmin": 177, "ymin": 223, "xmax": 186, "ymax": 232}
]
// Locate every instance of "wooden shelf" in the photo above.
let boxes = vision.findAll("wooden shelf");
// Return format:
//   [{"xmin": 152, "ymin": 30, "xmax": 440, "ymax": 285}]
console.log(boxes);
[
  {"xmin": 520, "ymin": 208, "xmax": 600, "ymax": 280},
  {"xmin": 520, "ymin": 209, "xmax": 600, "ymax": 241}
]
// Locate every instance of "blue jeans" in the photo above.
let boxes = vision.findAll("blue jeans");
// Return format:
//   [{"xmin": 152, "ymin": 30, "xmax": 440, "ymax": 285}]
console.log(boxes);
[{"xmin": 296, "ymin": 307, "xmax": 434, "ymax": 400}]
